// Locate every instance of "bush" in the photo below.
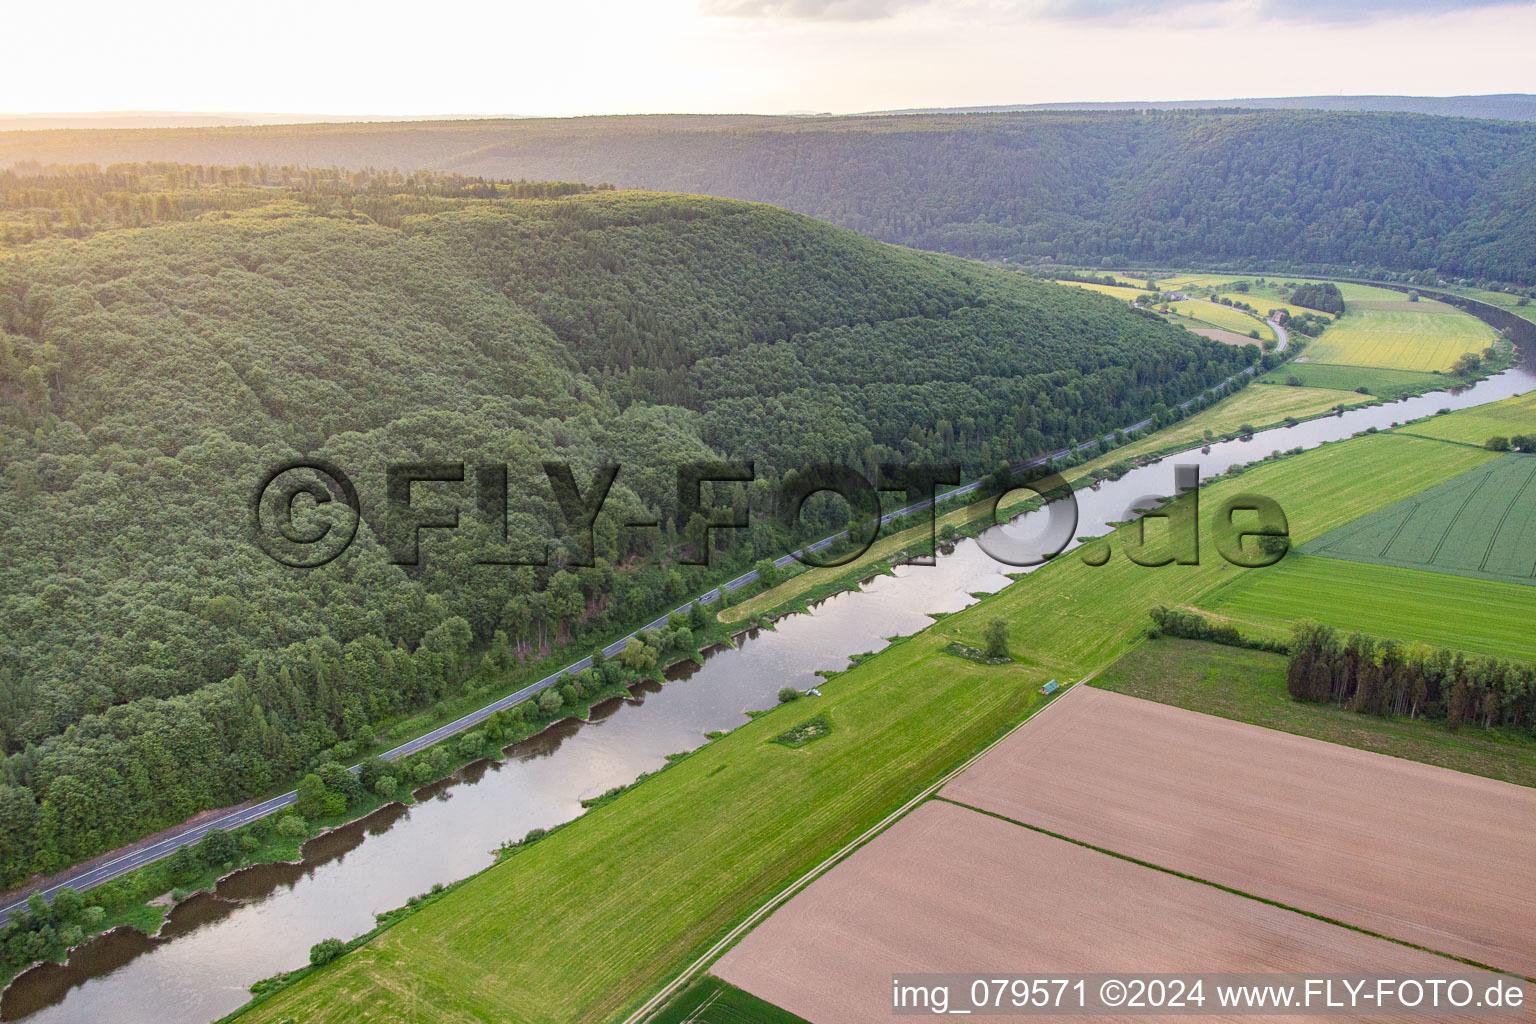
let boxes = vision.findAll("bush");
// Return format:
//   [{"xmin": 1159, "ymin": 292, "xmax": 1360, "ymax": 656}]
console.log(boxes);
[
  {"xmin": 754, "ymin": 557, "xmax": 782, "ymax": 588},
  {"xmin": 983, "ymin": 617, "xmax": 1010, "ymax": 659},
  {"xmin": 317, "ymin": 762, "xmax": 363, "ymax": 806},
  {"xmin": 374, "ymin": 776, "xmax": 397, "ymax": 799},
  {"xmin": 777, "ymin": 687, "xmax": 803, "ymax": 703},
  {"xmin": 276, "ymin": 814, "xmax": 307, "ymax": 838},
  {"xmin": 196, "ymin": 828, "xmax": 240, "ymax": 867},
  {"xmin": 1147, "ymin": 606, "xmax": 1288, "ymax": 654},
  {"xmin": 457, "ymin": 731, "xmax": 484, "ymax": 759},
  {"xmin": 358, "ymin": 756, "xmax": 392, "ymax": 790},
  {"xmin": 1486, "ymin": 436, "xmax": 1512, "ymax": 451},
  {"xmin": 309, "ymin": 937, "xmax": 345, "ymax": 967},
  {"xmin": 537, "ymin": 688, "xmax": 564, "ymax": 716}
]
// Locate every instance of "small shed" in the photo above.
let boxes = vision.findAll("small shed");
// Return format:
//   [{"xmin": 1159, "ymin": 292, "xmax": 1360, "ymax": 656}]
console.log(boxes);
[{"xmin": 1038, "ymin": 679, "xmax": 1059, "ymax": 695}]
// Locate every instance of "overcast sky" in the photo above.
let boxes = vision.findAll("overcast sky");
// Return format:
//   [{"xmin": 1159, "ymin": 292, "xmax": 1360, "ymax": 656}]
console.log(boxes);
[{"xmin": 6, "ymin": 0, "xmax": 1535, "ymax": 117}]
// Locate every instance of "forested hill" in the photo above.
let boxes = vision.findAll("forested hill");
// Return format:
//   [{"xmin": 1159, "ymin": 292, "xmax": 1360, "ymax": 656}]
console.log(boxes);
[
  {"xmin": 0, "ymin": 165, "xmax": 1246, "ymax": 883},
  {"xmin": 3, "ymin": 110, "xmax": 1536, "ymax": 282}
]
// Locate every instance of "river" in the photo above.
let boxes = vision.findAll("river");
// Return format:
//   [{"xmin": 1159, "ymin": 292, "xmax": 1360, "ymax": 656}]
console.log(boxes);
[{"xmin": 6, "ymin": 363, "xmax": 1533, "ymax": 1024}]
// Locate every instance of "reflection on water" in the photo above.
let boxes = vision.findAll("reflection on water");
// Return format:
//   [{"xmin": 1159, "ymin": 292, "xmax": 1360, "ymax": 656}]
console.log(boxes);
[{"xmin": 5, "ymin": 366, "xmax": 1532, "ymax": 1024}]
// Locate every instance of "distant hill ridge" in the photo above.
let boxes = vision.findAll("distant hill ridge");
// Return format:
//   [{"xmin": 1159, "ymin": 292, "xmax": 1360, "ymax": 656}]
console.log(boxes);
[
  {"xmin": 3, "ymin": 106, "xmax": 1534, "ymax": 282},
  {"xmin": 870, "ymin": 94, "xmax": 1536, "ymax": 121}
]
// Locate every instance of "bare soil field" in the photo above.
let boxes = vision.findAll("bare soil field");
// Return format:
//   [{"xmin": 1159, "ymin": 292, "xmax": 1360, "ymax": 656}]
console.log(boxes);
[
  {"xmin": 942, "ymin": 686, "xmax": 1536, "ymax": 976},
  {"xmin": 714, "ymin": 801, "xmax": 1511, "ymax": 1024},
  {"xmin": 1191, "ymin": 327, "xmax": 1259, "ymax": 346}
]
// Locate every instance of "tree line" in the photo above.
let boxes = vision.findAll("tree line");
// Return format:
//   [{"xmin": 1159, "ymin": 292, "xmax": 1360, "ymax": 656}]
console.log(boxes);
[{"xmin": 1287, "ymin": 621, "xmax": 1536, "ymax": 732}]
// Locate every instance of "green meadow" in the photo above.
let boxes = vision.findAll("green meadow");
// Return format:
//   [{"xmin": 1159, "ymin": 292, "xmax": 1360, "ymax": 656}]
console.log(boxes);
[
  {"xmin": 1259, "ymin": 361, "xmax": 1443, "ymax": 399},
  {"xmin": 1201, "ymin": 554, "xmax": 1536, "ymax": 660},
  {"xmin": 1395, "ymin": 391, "xmax": 1536, "ymax": 446}
]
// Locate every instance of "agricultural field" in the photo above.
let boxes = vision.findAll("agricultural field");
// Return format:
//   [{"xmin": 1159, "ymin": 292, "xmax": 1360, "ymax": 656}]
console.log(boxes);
[
  {"xmin": 235, "ymin": 430, "xmax": 1495, "ymax": 1024},
  {"xmin": 1156, "ymin": 272, "xmax": 1238, "ymax": 290},
  {"xmin": 942, "ymin": 686, "xmax": 1536, "ymax": 976},
  {"xmin": 1189, "ymin": 326, "xmax": 1261, "ymax": 346},
  {"xmin": 1093, "ymin": 637, "xmax": 1536, "ymax": 787},
  {"xmin": 1165, "ymin": 299, "xmax": 1272, "ymax": 339},
  {"xmin": 1050, "ymin": 279, "xmax": 1145, "ymax": 301},
  {"xmin": 1302, "ymin": 305, "xmax": 1495, "ymax": 372},
  {"xmin": 712, "ymin": 800, "xmax": 1497, "ymax": 1024},
  {"xmin": 1202, "ymin": 555, "xmax": 1536, "ymax": 659},
  {"xmin": 1395, "ymin": 390, "xmax": 1536, "ymax": 445},
  {"xmin": 1258, "ymin": 361, "xmax": 1442, "ymax": 399},
  {"xmin": 1299, "ymin": 453, "xmax": 1536, "ymax": 585}
]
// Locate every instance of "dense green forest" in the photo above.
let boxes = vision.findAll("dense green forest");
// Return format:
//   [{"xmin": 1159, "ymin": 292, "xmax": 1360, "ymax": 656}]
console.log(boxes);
[
  {"xmin": 0, "ymin": 164, "xmax": 1246, "ymax": 885},
  {"xmin": 4, "ymin": 110, "xmax": 1536, "ymax": 282}
]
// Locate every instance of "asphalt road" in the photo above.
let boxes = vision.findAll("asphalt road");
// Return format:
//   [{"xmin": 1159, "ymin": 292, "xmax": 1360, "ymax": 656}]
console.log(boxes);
[{"xmin": 0, "ymin": 331, "xmax": 1283, "ymax": 923}]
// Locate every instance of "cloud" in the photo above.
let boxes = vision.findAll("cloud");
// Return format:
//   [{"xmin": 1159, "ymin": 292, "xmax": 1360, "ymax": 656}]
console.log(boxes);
[
  {"xmin": 703, "ymin": 0, "xmax": 1531, "ymax": 21},
  {"xmin": 701, "ymin": 0, "xmax": 926, "ymax": 19},
  {"xmin": 1037, "ymin": 0, "xmax": 1527, "ymax": 19}
]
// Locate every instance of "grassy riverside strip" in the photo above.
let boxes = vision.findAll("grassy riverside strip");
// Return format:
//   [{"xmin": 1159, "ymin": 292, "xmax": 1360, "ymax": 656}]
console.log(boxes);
[
  {"xmin": 231, "ymin": 424, "xmax": 1495, "ymax": 1024},
  {"xmin": 1093, "ymin": 638, "xmax": 1536, "ymax": 788}
]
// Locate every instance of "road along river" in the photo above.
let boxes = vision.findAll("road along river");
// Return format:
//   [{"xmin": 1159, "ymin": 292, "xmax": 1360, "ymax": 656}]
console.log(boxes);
[{"xmin": 4, "ymin": 361, "xmax": 1532, "ymax": 1024}]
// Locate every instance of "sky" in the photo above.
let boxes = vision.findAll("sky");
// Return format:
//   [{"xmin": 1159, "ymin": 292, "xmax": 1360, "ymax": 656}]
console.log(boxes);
[{"xmin": 4, "ymin": 0, "xmax": 1535, "ymax": 117}]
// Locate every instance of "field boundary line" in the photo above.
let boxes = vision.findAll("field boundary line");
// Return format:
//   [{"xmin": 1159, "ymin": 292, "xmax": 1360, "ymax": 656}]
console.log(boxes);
[
  {"xmin": 621, "ymin": 680, "xmax": 1092, "ymax": 1024},
  {"xmin": 931, "ymin": 796, "xmax": 1533, "ymax": 984}
]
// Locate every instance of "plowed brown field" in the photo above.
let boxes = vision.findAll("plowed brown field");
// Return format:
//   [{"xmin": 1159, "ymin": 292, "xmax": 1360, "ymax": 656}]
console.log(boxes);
[
  {"xmin": 714, "ymin": 801, "xmax": 1517, "ymax": 1024},
  {"xmin": 942, "ymin": 686, "xmax": 1536, "ymax": 976}
]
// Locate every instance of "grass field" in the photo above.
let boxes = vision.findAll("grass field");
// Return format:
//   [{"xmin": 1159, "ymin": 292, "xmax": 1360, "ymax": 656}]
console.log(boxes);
[
  {"xmin": 234, "ymin": 431, "xmax": 1495, "ymax": 1024},
  {"xmin": 1093, "ymin": 637, "xmax": 1536, "ymax": 787},
  {"xmin": 654, "ymin": 977, "xmax": 807, "ymax": 1024},
  {"xmin": 1334, "ymin": 281, "xmax": 1409, "ymax": 302},
  {"xmin": 1445, "ymin": 287, "xmax": 1536, "ymax": 327},
  {"xmin": 1300, "ymin": 453, "xmax": 1536, "ymax": 586},
  {"xmin": 1395, "ymin": 390, "xmax": 1536, "ymax": 446},
  {"xmin": 1201, "ymin": 554, "xmax": 1536, "ymax": 660},
  {"xmin": 1258, "ymin": 361, "xmax": 1443, "ymax": 399},
  {"xmin": 1302, "ymin": 305, "xmax": 1495, "ymax": 373}
]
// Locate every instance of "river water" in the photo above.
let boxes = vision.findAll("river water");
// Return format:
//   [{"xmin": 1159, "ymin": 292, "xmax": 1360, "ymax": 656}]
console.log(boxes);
[{"xmin": 6, "ymin": 365, "xmax": 1533, "ymax": 1024}]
